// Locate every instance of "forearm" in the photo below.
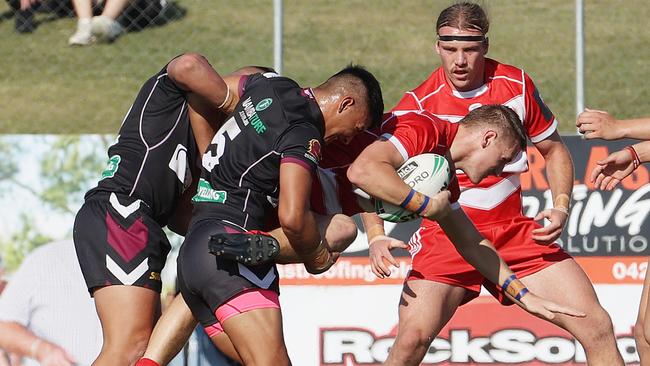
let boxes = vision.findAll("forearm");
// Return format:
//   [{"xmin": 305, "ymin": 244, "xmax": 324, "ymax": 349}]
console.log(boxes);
[
  {"xmin": 0, "ymin": 321, "xmax": 41, "ymax": 358},
  {"xmin": 361, "ymin": 212, "xmax": 385, "ymax": 243},
  {"xmin": 544, "ymin": 144, "xmax": 574, "ymax": 210},
  {"xmin": 438, "ymin": 211, "xmax": 527, "ymax": 298},
  {"xmin": 633, "ymin": 140, "xmax": 650, "ymax": 163},
  {"xmin": 619, "ymin": 118, "xmax": 650, "ymax": 140}
]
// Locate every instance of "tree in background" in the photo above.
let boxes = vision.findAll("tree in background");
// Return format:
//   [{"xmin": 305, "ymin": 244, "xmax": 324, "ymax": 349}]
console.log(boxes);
[{"xmin": 0, "ymin": 135, "xmax": 111, "ymax": 272}]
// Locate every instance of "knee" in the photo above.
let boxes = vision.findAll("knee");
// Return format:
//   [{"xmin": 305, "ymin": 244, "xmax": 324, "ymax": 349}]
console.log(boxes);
[
  {"xmin": 326, "ymin": 214, "xmax": 358, "ymax": 252},
  {"xmin": 102, "ymin": 329, "xmax": 151, "ymax": 362},
  {"xmin": 579, "ymin": 307, "xmax": 616, "ymax": 347},
  {"xmin": 634, "ymin": 320, "xmax": 648, "ymax": 346},
  {"xmin": 394, "ymin": 327, "xmax": 434, "ymax": 353},
  {"xmin": 644, "ymin": 319, "xmax": 650, "ymax": 346}
]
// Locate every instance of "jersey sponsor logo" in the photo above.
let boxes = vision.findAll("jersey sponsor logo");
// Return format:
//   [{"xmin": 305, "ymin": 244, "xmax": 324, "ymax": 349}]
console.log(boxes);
[
  {"xmin": 255, "ymin": 98, "xmax": 273, "ymax": 111},
  {"xmin": 149, "ymin": 271, "xmax": 161, "ymax": 281},
  {"xmin": 305, "ymin": 139, "xmax": 322, "ymax": 163},
  {"xmin": 101, "ymin": 155, "xmax": 121, "ymax": 179},
  {"xmin": 240, "ymin": 97, "xmax": 267, "ymax": 134},
  {"xmin": 192, "ymin": 178, "xmax": 227, "ymax": 203}
]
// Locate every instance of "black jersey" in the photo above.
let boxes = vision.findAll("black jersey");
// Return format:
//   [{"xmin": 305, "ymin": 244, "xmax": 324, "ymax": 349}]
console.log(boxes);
[
  {"xmin": 87, "ymin": 65, "xmax": 197, "ymax": 226},
  {"xmin": 192, "ymin": 72, "xmax": 324, "ymax": 230}
]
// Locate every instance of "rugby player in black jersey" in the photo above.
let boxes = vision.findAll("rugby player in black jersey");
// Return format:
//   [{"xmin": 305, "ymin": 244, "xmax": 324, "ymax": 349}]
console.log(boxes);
[
  {"xmin": 73, "ymin": 53, "xmax": 282, "ymax": 366},
  {"xmin": 159, "ymin": 64, "xmax": 383, "ymax": 366}
]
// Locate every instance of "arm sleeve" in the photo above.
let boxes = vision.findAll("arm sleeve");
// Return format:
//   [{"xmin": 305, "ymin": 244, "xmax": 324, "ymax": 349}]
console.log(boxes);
[
  {"xmin": 380, "ymin": 116, "xmax": 442, "ymax": 161},
  {"xmin": 0, "ymin": 256, "xmax": 37, "ymax": 325},
  {"xmin": 523, "ymin": 73, "xmax": 558, "ymax": 143},
  {"xmin": 277, "ymin": 123, "xmax": 323, "ymax": 173}
]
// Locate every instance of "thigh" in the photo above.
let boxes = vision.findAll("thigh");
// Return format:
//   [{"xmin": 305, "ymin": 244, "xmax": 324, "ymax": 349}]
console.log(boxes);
[
  {"xmin": 93, "ymin": 285, "xmax": 160, "ymax": 340},
  {"xmin": 220, "ymin": 307, "xmax": 289, "ymax": 365},
  {"xmin": 178, "ymin": 220, "xmax": 280, "ymax": 328},
  {"xmin": 521, "ymin": 258, "xmax": 608, "ymax": 331},
  {"xmin": 398, "ymin": 279, "xmax": 466, "ymax": 334},
  {"xmin": 640, "ymin": 257, "xmax": 650, "ymax": 331},
  {"xmin": 73, "ymin": 193, "xmax": 170, "ymax": 293},
  {"xmin": 408, "ymin": 226, "xmax": 485, "ymax": 304}
]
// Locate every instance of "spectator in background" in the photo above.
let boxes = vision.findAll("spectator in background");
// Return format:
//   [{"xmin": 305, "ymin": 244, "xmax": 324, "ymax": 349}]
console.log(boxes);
[
  {"xmin": 0, "ymin": 240, "xmax": 102, "ymax": 366},
  {"xmin": 68, "ymin": 0, "xmax": 129, "ymax": 45},
  {"xmin": 577, "ymin": 108, "xmax": 650, "ymax": 365}
]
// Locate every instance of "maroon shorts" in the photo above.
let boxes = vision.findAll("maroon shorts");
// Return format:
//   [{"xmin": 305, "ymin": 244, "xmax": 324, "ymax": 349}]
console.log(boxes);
[{"xmin": 73, "ymin": 192, "xmax": 170, "ymax": 294}]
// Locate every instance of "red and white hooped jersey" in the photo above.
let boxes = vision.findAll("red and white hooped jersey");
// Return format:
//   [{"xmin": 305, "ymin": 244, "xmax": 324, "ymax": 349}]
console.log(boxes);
[
  {"xmin": 392, "ymin": 58, "xmax": 558, "ymax": 224},
  {"xmin": 380, "ymin": 111, "xmax": 462, "ymax": 212}
]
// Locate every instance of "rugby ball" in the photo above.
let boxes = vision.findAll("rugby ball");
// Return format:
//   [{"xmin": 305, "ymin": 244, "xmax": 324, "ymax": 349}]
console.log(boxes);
[{"xmin": 374, "ymin": 153, "xmax": 451, "ymax": 223}]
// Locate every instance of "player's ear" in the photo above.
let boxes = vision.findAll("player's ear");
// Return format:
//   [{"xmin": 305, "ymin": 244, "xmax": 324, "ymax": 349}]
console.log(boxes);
[
  {"xmin": 338, "ymin": 96, "xmax": 355, "ymax": 114},
  {"xmin": 483, "ymin": 37, "xmax": 489, "ymax": 55},
  {"xmin": 482, "ymin": 129, "xmax": 497, "ymax": 148},
  {"xmin": 435, "ymin": 41, "xmax": 442, "ymax": 55}
]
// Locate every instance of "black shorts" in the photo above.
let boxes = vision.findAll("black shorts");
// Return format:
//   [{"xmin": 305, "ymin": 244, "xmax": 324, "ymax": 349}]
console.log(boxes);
[
  {"xmin": 178, "ymin": 219, "xmax": 280, "ymax": 328},
  {"xmin": 73, "ymin": 192, "xmax": 171, "ymax": 294}
]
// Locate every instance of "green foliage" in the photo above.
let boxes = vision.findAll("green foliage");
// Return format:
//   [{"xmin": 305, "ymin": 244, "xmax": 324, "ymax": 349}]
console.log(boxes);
[
  {"xmin": 0, "ymin": 214, "xmax": 52, "ymax": 272},
  {"xmin": 0, "ymin": 136, "xmax": 111, "ymax": 271},
  {"xmin": 1, "ymin": 1, "xmax": 649, "ymax": 133}
]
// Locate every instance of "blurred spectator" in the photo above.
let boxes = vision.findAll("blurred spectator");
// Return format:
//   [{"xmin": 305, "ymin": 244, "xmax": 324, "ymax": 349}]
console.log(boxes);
[
  {"xmin": 69, "ymin": 0, "xmax": 128, "ymax": 46},
  {"xmin": 0, "ymin": 240, "xmax": 102, "ymax": 366}
]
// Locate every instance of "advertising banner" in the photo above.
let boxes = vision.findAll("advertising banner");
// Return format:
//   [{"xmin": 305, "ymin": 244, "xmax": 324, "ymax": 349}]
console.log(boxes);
[
  {"xmin": 279, "ymin": 136, "xmax": 647, "ymax": 365},
  {"xmin": 0, "ymin": 135, "xmax": 646, "ymax": 364}
]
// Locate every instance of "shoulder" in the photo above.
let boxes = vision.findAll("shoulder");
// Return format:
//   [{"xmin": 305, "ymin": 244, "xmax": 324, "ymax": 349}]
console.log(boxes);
[{"xmin": 487, "ymin": 59, "xmax": 530, "ymax": 85}]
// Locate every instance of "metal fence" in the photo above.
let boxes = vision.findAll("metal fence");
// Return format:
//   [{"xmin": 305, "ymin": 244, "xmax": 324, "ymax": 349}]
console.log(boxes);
[{"xmin": 2, "ymin": 1, "xmax": 650, "ymax": 134}]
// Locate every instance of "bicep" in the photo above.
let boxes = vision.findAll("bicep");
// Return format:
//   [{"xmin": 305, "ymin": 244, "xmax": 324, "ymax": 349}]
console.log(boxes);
[
  {"xmin": 533, "ymin": 131, "xmax": 566, "ymax": 157},
  {"xmin": 356, "ymin": 139, "xmax": 405, "ymax": 169}
]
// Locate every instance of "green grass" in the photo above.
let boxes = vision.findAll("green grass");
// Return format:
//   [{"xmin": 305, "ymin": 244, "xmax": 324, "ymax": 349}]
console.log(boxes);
[{"xmin": 1, "ymin": 0, "xmax": 649, "ymax": 133}]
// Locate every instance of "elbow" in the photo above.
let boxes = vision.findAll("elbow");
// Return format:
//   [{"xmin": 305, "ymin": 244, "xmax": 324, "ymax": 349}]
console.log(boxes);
[
  {"xmin": 278, "ymin": 208, "xmax": 306, "ymax": 239},
  {"xmin": 347, "ymin": 159, "xmax": 371, "ymax": 190},
  {"xmin": 167, "ymin": 53, "xmax": 206, "ymax": 84}
]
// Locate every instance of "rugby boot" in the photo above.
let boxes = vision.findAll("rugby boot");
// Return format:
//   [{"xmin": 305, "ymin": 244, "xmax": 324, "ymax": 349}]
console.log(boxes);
[{"xmin": 209, "ymin": 230, "xmax": 279, "ymax": 266}]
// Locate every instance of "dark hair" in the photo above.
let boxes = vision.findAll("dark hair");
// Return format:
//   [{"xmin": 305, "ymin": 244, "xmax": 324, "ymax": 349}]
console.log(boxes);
[
  {"xmin": 330, "ymin": 64, "xmax": 384, "ymax": 130},
  {"xmin": 462, "ymin": 105, "xmax": 527, "ymax": 150},
  {"xmin": 436, "ymin": 2, "xmax": 489, "ymax": 35}
]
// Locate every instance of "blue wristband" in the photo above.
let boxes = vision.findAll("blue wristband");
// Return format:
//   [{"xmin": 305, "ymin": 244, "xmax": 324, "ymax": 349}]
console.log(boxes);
[
  {"xmin": 400, "ymin": 189, "xmax": 416, "ymax": 209},
  {"xmin": 414, "ymin": 195, "xmax": 430, "ymax": 215},
  {"xmin": 515, "ymin": 288, "xmax": 529, "ymax": 301},
  {"xmin": 500, "ymin": 274, "xmax": 517, "ymax": 293}
]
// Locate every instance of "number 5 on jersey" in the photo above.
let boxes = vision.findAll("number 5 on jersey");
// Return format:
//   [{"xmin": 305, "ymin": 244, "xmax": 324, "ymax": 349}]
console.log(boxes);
[{"xmin": 202, "ymin": 116, "xmax": 241, "ymax": 172}]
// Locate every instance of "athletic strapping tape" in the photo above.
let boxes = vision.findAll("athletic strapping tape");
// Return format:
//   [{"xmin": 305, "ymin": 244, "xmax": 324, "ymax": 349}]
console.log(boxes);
[
  {"xmin": 400, "ymin": 189, "xmax": 416, "ymax": 209},
  {"xmin": 414, "ymin": 195, "xmax": 430, "ymax": 215},
  {"xmin": 500, "ymin": 274, "xmax": 517, "ymax": 293},
  {"xmin": 515, "ymin": 288, "xmax": 530, "ymax": 301},
  {"xmin": 438, "ymin": 35, "xmax": 487, "ymax": 42}
]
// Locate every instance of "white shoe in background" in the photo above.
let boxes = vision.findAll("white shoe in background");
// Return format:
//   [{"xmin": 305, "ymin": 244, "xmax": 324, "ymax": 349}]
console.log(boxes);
[
  {"xmin": 68, "ymin": 18, "xmax": 94, "ymax": 46},
  {"xmin": 91, "ymin": 16, "xmax": 124, "ymax": 43}
]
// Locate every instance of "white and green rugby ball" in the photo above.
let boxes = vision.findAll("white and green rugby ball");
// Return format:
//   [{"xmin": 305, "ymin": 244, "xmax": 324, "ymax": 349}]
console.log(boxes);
[{"xmin": 374, "ymin": 153, "xmax": 451, "ymax": 223}]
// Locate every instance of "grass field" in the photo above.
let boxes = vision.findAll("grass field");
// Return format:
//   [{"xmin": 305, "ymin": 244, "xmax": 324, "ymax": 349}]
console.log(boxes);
[{"xmin": 1, "ymin": 0, "xmax": 649, "ymax": 133}]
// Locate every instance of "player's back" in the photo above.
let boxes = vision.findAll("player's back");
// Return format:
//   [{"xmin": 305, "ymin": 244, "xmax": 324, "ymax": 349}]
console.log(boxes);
[
  {"xmin": 193, "ymin": 73, "xmax": 324, "ymax": 230},
  {"xmin": 87, "ymin": 66, "xmax": 197, "ymax": 226}
]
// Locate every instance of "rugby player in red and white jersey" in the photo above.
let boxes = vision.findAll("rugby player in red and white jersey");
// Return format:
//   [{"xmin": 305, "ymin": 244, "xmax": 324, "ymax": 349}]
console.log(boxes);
[{"xmin": 354, "ymin": 3, "xmax": 623, "ymax": 365}]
